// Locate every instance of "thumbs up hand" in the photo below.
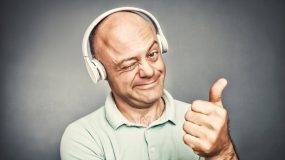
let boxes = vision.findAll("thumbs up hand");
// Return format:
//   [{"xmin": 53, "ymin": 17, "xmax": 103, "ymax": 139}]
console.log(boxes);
[{"xmin": 183, "ymin": 78, "xmax": 238, "ymax": 159}]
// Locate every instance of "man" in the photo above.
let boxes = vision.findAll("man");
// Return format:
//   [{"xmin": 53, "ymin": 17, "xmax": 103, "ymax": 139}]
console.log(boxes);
[{"xmin": 60, "ymin": 7, "xmax": 238, "ymax": 160}]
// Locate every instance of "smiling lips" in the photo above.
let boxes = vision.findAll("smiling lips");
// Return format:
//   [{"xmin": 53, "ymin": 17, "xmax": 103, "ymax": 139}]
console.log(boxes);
[{"xmin": 134, "ymin": 76, "xmax": 160, "ymax": 90}]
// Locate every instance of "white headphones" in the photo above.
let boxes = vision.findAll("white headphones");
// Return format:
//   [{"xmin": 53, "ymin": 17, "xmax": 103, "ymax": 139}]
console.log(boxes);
[{"xmin": 82, "ymin": 7, "xmax": 168, "ymax": 83}]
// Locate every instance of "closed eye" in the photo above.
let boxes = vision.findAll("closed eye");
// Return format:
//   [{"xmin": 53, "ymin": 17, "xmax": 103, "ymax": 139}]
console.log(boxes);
[{"xmin": 121, "ymin": 62, "xmax": 137, "ymax": 71}]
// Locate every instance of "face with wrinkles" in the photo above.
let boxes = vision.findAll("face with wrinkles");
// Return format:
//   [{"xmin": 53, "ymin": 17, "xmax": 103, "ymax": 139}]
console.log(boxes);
[{"xmin": 93, "ymin": 12, "xmax": 166, "ymax": 108}]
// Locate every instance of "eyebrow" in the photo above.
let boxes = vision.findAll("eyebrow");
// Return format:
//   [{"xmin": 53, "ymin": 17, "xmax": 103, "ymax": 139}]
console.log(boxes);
[{"xmin": 116, "ymin": 40, "xmax": 158, "ymax": 66}]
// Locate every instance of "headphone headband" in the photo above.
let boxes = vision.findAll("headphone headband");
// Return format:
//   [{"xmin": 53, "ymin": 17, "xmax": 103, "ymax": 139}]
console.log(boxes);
[{"xmin": 82, "ymin": 7, "xmax": 168, "ymax": 83}]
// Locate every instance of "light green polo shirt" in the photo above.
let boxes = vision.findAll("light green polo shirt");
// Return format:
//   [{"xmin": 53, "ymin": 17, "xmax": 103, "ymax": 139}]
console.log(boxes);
[{"xmin": 60, "ymin": 90, "xmax": 203, "ymax": 160}]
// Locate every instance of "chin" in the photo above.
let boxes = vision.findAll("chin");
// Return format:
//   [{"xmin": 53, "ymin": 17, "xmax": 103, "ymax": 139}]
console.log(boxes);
[{"xmin": 134, "ymin": 83, "xmax": 164, "ymax": 104}]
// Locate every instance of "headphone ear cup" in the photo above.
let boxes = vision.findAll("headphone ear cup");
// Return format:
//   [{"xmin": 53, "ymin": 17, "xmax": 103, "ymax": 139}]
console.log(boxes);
[
  {"xmin": 84, "ymin": 58, "xmax": 107, "ymax": 83},
  {"xmin": 91, "ymin": 59, "xmax": 107, "ymax": 80},
  {"xmin": 85, "ymin": 58, "xmax": 101, "ymax": 83}
]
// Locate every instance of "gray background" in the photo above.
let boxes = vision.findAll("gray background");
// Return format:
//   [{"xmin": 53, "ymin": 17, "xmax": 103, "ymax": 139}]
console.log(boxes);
[{"xmin": 1, "ymin": 0, "xmax": 284, "ymax": 159}]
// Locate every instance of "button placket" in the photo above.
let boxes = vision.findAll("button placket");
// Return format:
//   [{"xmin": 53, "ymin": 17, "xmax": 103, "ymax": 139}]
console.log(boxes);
[{"xmin": 145, "ymin": 128, "xmax": 158, "ymax": 160}]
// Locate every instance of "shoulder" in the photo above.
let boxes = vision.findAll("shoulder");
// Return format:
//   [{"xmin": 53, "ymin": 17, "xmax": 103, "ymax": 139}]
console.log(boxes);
[
  {"xmin": 172, "ymin": 99, "xmax": 192, "ymax": 124},
  {"xmin": 173, "ymin": 99, "xmax": 191, "ymax": 113},
  {"xmin": 61, "ymin": 106, "xmax": 106, "ymax": 139},
  {"xmin": 60, "ymin": 107, "xmax": 106, "ymax": 159},
  {"xmin": 164, "ymin": 90, "xmax": 191, "ymax": 116},
  {"xmin": 66, "ymin": 106, "xmax": 106, "ymax": 131},
  {"xmin": 174, "ymin": 99, "xmax": 191, "ymax": 108}
]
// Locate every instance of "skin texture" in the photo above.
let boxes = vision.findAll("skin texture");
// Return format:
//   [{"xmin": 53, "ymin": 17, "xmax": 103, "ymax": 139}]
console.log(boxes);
[
  {"xmin": 91, "ymin": 11, "xmax": 238, "ymax": 159},
  {"xmin": 93, "ymin": 12, "xmax": 166, "ymax": 125},
  {"xmin": 184, "ymin": 78, "xmax": 238, "ymax": 159}
]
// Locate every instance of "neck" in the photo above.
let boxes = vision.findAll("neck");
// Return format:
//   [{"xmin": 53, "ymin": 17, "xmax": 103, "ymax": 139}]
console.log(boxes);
[{"xmin": 113, "ymin": 95, "xmax": 165, "ymax": 126}]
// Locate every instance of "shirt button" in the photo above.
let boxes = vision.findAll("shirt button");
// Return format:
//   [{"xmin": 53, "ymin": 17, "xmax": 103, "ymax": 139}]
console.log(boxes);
[{"xmin": 150, "ymin": 147, "xmax": 155, "ymax": 152}]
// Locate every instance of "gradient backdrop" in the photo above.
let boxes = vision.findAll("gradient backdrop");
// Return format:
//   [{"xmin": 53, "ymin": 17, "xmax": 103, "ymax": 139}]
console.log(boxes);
[{"xmin": 1, "ymin": 0, "xmax": 285, "ymax": 159}]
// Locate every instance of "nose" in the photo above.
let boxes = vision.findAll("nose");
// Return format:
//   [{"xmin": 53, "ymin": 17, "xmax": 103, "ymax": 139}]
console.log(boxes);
[{"xmin": 138, "ymin": 60, "xmax": 155, "ymax": 78}]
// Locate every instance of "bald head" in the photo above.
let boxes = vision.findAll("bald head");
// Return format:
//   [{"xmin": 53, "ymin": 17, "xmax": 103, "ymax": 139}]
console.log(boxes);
[
  {"xmin": 87, "ymin": 11, "xmax": 166, "ymax": 108},
  {"xmin": 89, "ymin": 11, "xmax": 156, "ymax": 60}
]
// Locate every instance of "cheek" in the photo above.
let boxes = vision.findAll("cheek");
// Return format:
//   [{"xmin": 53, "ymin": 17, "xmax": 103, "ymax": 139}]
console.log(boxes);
[
  {"xmin": 111, "ymin": 70, "xmax": 137, "ymax": 89},
  {"xmin": 154, "ymin": 57, "xmax": 166, "ymax": 74}
]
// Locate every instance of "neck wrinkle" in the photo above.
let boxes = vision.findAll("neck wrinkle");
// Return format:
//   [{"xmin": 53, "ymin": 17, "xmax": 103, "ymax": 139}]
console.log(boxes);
[{"xmin": 114, "ymin": 95, "xmax": 165, "ymax": 126}]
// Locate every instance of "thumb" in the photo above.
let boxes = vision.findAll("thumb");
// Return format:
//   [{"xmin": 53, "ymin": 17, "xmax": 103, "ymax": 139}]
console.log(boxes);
[{"xmin": 209, "ymin": 78, "xmax": 228, "ymax": 107}]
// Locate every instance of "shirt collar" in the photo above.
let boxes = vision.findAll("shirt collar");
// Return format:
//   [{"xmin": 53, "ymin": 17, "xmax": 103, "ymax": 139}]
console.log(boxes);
[{"xmin": 105, "ymin": 89, "xmax": 177, "ymax": 130}]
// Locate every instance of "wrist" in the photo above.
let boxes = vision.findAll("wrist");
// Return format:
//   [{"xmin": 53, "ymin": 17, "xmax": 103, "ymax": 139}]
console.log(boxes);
[{"xmin": 205, "ymin": 142, "xmax": 238, "ymax": 160}]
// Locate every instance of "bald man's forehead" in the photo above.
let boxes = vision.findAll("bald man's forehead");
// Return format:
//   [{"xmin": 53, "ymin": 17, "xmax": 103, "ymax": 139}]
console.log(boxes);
[
  {"xmin": 95, "ymin": 11, "xmax": 154, "ymax": 36},
  {"xmin": 100, "ymin": 11, "xmax": 148, "ymax": 26},
  {"xmin": 93, "ymin": 11, "xmax": 156, "ymax": 59}
]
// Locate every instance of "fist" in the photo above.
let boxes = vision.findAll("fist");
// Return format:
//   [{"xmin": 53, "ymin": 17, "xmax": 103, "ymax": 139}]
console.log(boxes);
[{"xmin": 183, "ymin": 78, "xmax": 236, "ymax": 159}]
